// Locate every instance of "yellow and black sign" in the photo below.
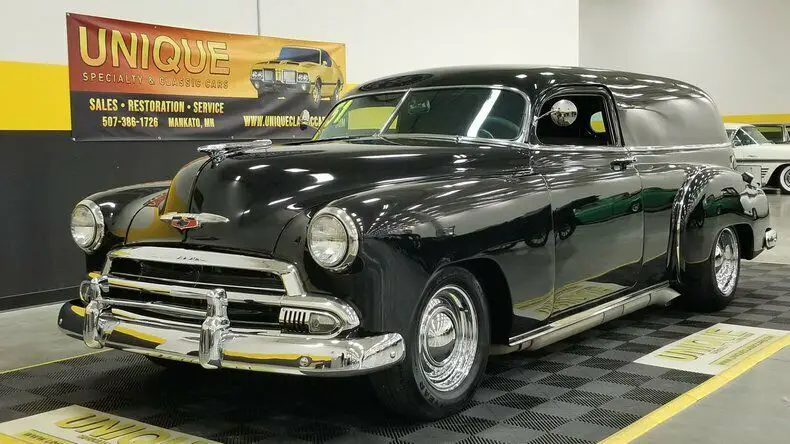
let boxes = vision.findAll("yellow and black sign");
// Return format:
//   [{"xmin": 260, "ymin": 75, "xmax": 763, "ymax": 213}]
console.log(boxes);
[
  {"xmin": 0, "ymin": 405, "xmax": 216, "ymax": 443},
  {"xmin": 67, "ymin": 13, "xmax": 346, "ymax": 140}
]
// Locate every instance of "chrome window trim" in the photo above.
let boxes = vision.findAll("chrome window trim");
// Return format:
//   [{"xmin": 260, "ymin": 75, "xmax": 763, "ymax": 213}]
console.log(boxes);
[
  {"xmin": 74, "ymin": 199, "xmax": 105, "ymax": 252},
  {"xmin": 307, "ymin": 206, "xmax": 360, "ymax": 272},
  {"xmin": 318, "ymin": 84, "xmax": 532, "ymax": 144}
]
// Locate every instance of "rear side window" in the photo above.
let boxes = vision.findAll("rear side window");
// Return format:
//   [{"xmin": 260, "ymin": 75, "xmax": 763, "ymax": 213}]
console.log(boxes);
[{"xmin": 755, "ymin": 125, "xmax": 784, "ymax": 143}]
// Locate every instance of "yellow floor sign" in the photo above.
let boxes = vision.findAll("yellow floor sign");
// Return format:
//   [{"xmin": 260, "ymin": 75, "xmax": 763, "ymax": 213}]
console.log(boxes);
[
  {"xmin": 0, "ymin": 406, "xmax": 217, "ymax": 444},
  {"xmin": 635, "ymin": 323, "xmax": 788, "ymax": 375}
]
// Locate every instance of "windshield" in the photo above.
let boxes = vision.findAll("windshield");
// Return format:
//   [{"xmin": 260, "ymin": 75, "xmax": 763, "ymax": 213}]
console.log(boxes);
[
  {"xmin": 278, "ymin": 47, "xmax": 320, "ymax": 63},
  {"xmin": 742, "ymin": 126, "xmax": 772, "ymax": 144},
  {"xmin": 313, "ymin": 87, "xmax": 527, "ymax": 141}
]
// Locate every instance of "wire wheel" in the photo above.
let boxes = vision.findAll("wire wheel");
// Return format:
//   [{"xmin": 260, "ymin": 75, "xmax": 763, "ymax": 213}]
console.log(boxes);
[
  {"xmin": 418, "ymin": 285, "xmax": 478, "ymax": 392},
  {"xmin": 713, "ymin": 227, "xmax": 739, "ymax": 296}
]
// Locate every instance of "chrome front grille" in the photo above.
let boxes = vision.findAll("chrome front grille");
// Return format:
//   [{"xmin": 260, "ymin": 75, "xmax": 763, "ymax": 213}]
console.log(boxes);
[
  {"xmin": 282, "ymin": 70, "xmax": 296, "ymax": 84},
  {"xmin": 93, "ymin": 246, "xmax": 358, "ymax": 337},
  {"xmin": 109, "ymin": 257, "xmax": 286, "ymax": 295}
]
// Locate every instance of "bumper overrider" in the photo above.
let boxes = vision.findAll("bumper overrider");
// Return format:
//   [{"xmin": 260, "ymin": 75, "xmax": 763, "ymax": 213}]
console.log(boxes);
[{"xmin": 58, "ymin": 247, "xmax": 405, "ymax": 376}]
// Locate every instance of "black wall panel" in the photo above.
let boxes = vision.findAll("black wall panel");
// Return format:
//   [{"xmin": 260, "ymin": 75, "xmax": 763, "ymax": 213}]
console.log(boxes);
[{"xmin": 0, "ymin": 131, "xmax": 210, "ymax": 310}]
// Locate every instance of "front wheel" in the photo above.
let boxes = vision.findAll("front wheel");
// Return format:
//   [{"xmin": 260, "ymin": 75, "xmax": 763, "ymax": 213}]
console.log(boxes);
[
  {"xmin": 369, "ymin": 267, "xmax": 490, "ymax": 419},
  {"xmin": 682, "ymin": 226, "xmax": 740, "ymax": 312},
  {"xmin": 777, "ymin": 165, "xmax": 790, "ymax": 193}
]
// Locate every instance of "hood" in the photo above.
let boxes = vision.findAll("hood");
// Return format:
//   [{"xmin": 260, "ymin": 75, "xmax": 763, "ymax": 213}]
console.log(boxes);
[
  {"xmin": 129, "ymin": 137, "xmax": 528, "ymax": 254},
  {"xmin": 252, "ymin": 60, "xmax": 311, "ymax": 69}
]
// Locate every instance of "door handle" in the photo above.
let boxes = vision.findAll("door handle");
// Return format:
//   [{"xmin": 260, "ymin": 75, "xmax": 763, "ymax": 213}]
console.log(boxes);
[{"xmin": 610, "ymin": 157, "xmax": 636, "ymax": 171}]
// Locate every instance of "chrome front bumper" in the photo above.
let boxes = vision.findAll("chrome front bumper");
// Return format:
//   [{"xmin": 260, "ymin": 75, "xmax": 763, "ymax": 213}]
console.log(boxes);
[
  {"xmin": 58, "ymin": 246, "xmax": 405, "ymax": 376},
  {"xmin": 58, "ymin": 299, "xmax": 404, "ymax": 375},
  {"xmin": 766, "ymin": 228, "xmax": 778, "ymax": 249}
]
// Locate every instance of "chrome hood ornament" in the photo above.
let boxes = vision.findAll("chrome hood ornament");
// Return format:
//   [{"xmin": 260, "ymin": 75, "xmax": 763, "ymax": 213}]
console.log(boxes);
[
  {"xmin": 160, "ymin": 212, "xmax": 230, "ymax": 232},
  {"xmin": 198, "ymin": 139, "xmax": 273, "ymax": 167}
]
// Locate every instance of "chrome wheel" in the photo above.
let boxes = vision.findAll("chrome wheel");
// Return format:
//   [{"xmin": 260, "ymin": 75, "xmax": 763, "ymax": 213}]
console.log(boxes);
[
  {"xmin": 781, "ymin": 166, "xmax": 790, "ymax": 192},
  {"xmin": 713, "ymin": 227, "xmax": 739, "ymax": 296},
  {"xmin": 418, "ymin": 285, "xmax": 478, "ymax": 392}
]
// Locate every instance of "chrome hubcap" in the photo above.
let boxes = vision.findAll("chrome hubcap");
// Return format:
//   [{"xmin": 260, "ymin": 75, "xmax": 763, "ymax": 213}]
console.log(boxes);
[
  {"xmin": 418, "ymin": 285, "xmax": 477, "ymax": 392},
  {"xmin": 714, "ymin": 227, "xmax": 739, "ymax": 296}
]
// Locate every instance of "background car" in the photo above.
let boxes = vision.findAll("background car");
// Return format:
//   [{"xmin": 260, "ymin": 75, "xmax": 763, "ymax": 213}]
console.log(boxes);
[
  {"xmin": 726, "ymin": 122, "xmax": 790, "ymax": 192},
  {"xmin": 250, "ymin": 46, "xmax": 344, "ymax": 109}
]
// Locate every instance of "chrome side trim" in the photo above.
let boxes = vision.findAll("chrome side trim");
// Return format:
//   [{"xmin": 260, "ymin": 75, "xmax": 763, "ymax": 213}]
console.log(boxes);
[
  {"xmin": 495, "ymin": 284, "xmax": 679, "ymax": 354},
  {"xmin": 103, "ymin": 246, "xmax": 306, "ymax": 296},
  {"xmin": 60, "ymin": 300, "xmax": 404, "ymax": 376}
]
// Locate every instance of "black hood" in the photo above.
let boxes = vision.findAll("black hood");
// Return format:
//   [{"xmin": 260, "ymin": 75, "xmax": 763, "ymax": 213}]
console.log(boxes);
[{"xmin": 136, "ymin": 137, "xmax": 527, "ymax": 254}]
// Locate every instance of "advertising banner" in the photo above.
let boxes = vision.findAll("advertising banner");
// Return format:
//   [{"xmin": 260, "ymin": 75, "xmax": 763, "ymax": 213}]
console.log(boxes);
[{"xmin": 66, "ymin": 13, "xmax": 346, "ymax": 140}]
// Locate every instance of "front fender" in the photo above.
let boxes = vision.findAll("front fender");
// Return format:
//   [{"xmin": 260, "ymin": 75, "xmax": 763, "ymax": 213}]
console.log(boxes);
[
  {"xmin": 310, "ymin": 174, "xmax": 552, "ymax": 336},
  {"xmin": 80, "ymin": 181, "xmax": 170, "ymax": 270},
  {"xmin": 671, "ymin": 166, "xmax": 769, "ymax": 280}
]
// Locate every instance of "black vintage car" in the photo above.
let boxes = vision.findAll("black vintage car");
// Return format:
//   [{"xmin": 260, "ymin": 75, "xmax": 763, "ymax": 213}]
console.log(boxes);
[{"xmin": 61, "ymin": 66, "xmax": 777, "ymax": 419}]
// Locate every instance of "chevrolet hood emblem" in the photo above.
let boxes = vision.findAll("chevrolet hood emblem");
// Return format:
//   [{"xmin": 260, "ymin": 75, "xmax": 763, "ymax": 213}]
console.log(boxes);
[{"xmin": 160, "ymin": 212, "xmax": 230, "ymax": 232}]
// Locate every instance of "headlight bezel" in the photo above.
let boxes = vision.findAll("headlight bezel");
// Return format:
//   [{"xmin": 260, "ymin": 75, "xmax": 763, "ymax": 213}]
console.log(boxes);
[
  {"xmin": 71, "ymin": 199, "xmax": 105, "ymax": 252},
  {"xmin": 307, "ymin": 207, "xmax": 359, "ymax": 272}
]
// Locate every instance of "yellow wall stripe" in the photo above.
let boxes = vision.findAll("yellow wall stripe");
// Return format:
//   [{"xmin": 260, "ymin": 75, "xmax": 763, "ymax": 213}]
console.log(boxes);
[
  {"xmin": 601, "ymin": 335, "xmax": 790, "ymax": 443},
  {"xmin": 0, "ymin": 61, "xmax": 787, "ymax": 131},
  {"xmin": 0, "ymin": 61, "xmax": 71, "ymax": 131}
]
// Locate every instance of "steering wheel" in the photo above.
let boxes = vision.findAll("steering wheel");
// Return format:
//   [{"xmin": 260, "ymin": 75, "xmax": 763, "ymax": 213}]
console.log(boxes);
[{"xmin": 479, "ymin": 116, "xmax": 521, "ymax": 139}]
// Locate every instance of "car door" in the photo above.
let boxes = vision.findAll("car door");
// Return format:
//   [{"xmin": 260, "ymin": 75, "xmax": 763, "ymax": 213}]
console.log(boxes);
[{"xmin": 529, "ymin": 85, "xmax": 643, "ymax": 315}]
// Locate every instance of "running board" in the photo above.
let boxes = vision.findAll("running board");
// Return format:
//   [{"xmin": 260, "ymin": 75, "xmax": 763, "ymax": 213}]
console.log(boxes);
[{"xmin": 492, "ymin": 284, "xmax": 680, "ymax": 355}]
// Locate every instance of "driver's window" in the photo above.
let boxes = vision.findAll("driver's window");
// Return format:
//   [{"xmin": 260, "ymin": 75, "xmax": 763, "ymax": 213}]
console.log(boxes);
[
  {"xmin": 536, "ymin": 95, "xmax": 614, "ymax": 146},
  {"xmin": 732, "ymin": 129, "xmax": 754, "ymax": 147}
]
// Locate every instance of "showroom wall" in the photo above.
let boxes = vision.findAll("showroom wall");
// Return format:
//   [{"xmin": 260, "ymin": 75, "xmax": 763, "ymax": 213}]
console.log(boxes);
[
  {"xmin": 579, "ymin": 0, "xmax": 790, "ymax": 119},
  {"xmin": 0, "ymin": 0, "xmax": 580, "ymax": 309}
]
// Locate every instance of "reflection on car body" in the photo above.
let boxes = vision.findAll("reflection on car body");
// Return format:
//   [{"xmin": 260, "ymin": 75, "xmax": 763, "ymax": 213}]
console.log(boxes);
[{"xmin": 61, "ymin": 66, "xmax": 777, "ymax": 419}]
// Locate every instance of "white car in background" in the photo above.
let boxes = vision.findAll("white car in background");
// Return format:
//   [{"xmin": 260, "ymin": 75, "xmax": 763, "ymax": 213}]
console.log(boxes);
[{"xmin": 726, "ymin": 122, "xmax": 790, "ymax": 192}]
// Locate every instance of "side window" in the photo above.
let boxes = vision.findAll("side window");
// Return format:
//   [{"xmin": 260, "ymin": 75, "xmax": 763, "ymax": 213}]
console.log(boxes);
[
  {"xmin": 536, "ymin": 94, "xmax": 615, "ymax": 146},
  {"xmin": 321, "ymin": 50, "xmax": 332, "ymax": 67},
  {"xmin": 732, "ymin": 129, "xmax": 754, "ymax": 147},
  {"xmin": 755, "ymin": 125, "xmax": 783, "ymax": 143}
]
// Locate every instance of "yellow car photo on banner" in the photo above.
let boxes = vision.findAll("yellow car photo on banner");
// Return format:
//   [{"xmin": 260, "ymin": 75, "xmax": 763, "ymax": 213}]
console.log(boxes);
[{"xmin": 66, "ymin": 13, "xmax": 346, "ymax": 140}]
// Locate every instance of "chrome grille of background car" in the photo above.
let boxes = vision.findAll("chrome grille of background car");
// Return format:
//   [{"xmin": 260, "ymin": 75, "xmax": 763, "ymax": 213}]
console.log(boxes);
[{"xmin": 282, "ymin": 70, "xmax": 297, "ymax": 84}]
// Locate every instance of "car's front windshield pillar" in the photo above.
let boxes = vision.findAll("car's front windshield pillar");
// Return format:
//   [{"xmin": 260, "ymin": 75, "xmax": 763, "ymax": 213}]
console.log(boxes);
[{"xmin": 375, "ymin": 90, "xmax": 411, "ymax": 135}]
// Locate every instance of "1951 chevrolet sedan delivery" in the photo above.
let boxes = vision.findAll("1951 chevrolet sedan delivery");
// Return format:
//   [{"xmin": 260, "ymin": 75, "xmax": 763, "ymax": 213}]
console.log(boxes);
[{"xmin": 61, "ymin": 66, "xmax": 777, "ymax": 419}]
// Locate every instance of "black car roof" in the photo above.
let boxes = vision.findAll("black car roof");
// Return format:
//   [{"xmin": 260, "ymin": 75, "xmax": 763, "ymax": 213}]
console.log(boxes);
[{"xmin": 347, "ymin": 65, "xmax": 710, "ymax": 105}]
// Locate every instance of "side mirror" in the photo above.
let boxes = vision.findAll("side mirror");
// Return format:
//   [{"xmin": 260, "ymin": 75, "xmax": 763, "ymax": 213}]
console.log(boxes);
[
  {"xmin": 322, "ymin": 60, "xmax": 328, "ymax": 66},
  {"xmin": 299, "ymin": 110, "xmax": 311, "ymax": 131},
  {"xmin": 550, "ymin": 99, "xmax": 578, "ymax": 127}
]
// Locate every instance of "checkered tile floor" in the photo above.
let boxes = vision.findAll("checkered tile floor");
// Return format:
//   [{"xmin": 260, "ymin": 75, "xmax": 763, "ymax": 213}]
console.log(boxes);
[{"xmin": 2, "ymin": 262, "xmax": 790, "ymax": 443}]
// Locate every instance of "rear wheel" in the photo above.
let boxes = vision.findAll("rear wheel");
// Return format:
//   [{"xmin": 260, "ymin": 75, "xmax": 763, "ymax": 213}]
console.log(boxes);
[
  {"xmin": 369, "ymin": 267, "xmax": 490, "ymax": 419},
  {"xmin": 777, "ymin": 165, "xmax": 790, "ymax": 193},
  {"xmin": 682, "ymin": 226, "xmax": 740, "ymax": 311}
]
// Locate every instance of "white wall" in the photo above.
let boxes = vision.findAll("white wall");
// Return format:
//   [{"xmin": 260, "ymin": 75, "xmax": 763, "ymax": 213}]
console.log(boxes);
[
  {"xmin": 579, "ymin": 0, "xmax": 790, "ymax": 115},
  {"xmin": 258, "ymin": 0, "xmax": 579, "ymax": 82},
  {"xmin": 0, "ymin": 0, "xmax": 259, "ymax": 65}
]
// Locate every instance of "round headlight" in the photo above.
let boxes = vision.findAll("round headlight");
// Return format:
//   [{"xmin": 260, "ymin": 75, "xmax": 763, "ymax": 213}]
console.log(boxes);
[
  {"xmin": 307, "ymin": 207, "xmax": 359, "ymax": 271},
  {"xmin": 70, "ymin": 200, "xmax": 104, "ymax": 252}
]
